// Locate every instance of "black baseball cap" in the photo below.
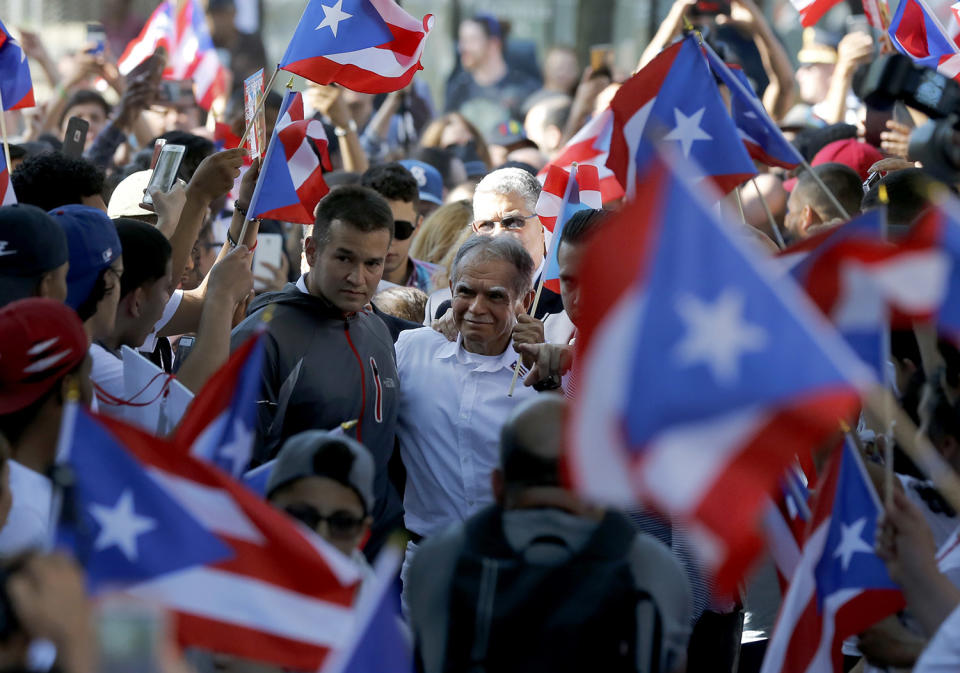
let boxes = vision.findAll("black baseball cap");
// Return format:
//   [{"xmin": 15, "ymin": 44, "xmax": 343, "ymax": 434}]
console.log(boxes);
[{"xmin": 0, "ymin": 204, "xmax": 69, "ymax": 308}]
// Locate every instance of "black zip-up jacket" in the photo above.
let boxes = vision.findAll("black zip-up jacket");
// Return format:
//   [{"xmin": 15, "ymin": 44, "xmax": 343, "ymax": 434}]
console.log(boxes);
[{"xmin": 231, "ymin": 283, "xmax": 403, "ymax": 551}]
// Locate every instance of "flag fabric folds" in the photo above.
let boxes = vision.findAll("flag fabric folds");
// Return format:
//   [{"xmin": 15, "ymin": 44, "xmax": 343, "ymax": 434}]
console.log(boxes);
[
  {"xmin": 565, "ymin": 150, "xmax": 872, "ymax": 592},
  {"xmin": 117, "ymin": 0, "xmax": 228, "ymax": 110},
  {"xmin": 606, "ymin": 35, "xmax": 757, "ymax": 197},
  {"xmin": 536, "ymin": 164, "xmax": 601, "ymax": 294},
  {"xmin": 760, "ymin": 439, "xmax": 904, "ymax": 673},
  {"xmin": 248, "ymin": 90, "xmax": 333, "ymax": 224},
  {"xmin": 56, "ymin": 403, "xmax": 361, "ymax": 671},
  {"xmin": 888, "ymin": 0, "xmax": 960, "ymax": 81},
  {"xmin": 789, "ymin": 0, "xmax": 845, "ymax": 27},
  {"xmin": 702, "ymin": 46, "xmax": 803, "ymax": 170},
  {"xmin": 539, "ymin": 108, "xmax": 625, "ymax": 204},
  {"xmin": 0, "ymin": 20, "xmax": 34, "ymax": 110},
  {"xmin": 174, "ymin": 331, "xmax": 264, "ymax": 477},
  {"xmin": 279, "ymin": 0, "xmax": 434, "ymax": 94}
]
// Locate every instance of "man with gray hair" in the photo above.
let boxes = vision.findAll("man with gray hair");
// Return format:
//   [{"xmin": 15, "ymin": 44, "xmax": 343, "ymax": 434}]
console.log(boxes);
[
  {"xmin": 395, "ymin": 234, "xmax": 542, "ymax": 580},
  {"xmin": 426, "ymin": 167, "xmax": 571, "ymax": 343}
]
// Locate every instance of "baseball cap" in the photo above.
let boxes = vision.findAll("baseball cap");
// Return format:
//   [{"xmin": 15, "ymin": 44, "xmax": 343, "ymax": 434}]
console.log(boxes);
[
  {"xmin": 266, "ymin": 430, "xmax": 375, "ymax": 514},
  {"xmin": 783, "ymin": 139, "xmax": 884, "ymax": 190},
  {"xmin": 797, "ymin": 27, "xmax": 839, "ymax": 65},
  {"xmin": 399, "ymin": 160, "xmax": 443, "ymax": 205},
  {"xmin": 488, "ymin": 119, "xmax": 536, "ymax": 149},
  {"xmin": 48, "ymin": 205, "xmax": 122, "ymax": 311},
  {"xmin": 107, "ymin": 170, "xmax": 154, "ymax": 219},
  {"xmin": 0, "ymin": 297, "xmax": 88, "ymax": 414},
  {"xmin": 0, "ymin": 205, "xmax": 69, "ymax": 307}
]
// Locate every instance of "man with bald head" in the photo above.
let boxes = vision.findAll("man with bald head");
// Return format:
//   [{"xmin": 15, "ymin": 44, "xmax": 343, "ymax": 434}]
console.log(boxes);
[{"xmin": 406, "ymin": 395, "xmax": 692, "ymax": 673}]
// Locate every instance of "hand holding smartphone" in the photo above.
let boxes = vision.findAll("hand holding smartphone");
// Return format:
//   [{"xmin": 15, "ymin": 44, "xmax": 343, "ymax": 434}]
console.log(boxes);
[
  {"xmin": 62, "ymin": 117, "xmax": 89, "ymax": 158},
  {"xmin": 140, "ymin": 143, "xmax": 185, "ymax": 210}
]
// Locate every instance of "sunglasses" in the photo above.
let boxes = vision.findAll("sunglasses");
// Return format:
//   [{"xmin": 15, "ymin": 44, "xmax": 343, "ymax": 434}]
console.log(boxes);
[
  {"xmin": 283, "ymin": 504, "xmax": 365, "ymax": 539},
  {"xmin": 394, "ymin": 220, "xmax": 416, "ymax": 241},
  {"xmin": 472, "ymin": 213, "xmax": 537, "ymax": 233}
]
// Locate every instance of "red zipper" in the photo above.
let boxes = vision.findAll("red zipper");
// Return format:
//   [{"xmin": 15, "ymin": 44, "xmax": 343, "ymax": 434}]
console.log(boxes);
[{"xmin": 344, "ymin": 322, "xmax": 366, "ymax": 442}]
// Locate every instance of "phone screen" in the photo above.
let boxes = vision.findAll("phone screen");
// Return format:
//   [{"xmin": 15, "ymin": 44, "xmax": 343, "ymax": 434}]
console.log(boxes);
[
  {"xmin": 97, "ymin": 601, "xmax": 164, "ymax": 673},
  {"xmin": 62, "ymin": 117, "xmax": 90, "ymax": 158},
  {"xmin": 141, "ymin": 144, "xmax": 185, "ymax": 207},
  {"xmin": 86, "ymin": 22, "xmax": 106, "ymax": 55},
  {"xmin": 253, "ymin": 233, "xmax": 284, "ymax": 292}
]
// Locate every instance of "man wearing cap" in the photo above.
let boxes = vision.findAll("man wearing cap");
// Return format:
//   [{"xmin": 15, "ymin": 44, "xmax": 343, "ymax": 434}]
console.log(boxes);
[
  {"xmin": 49, "ymin": 205, "xmax": 124, "ymax": 343},
  {"xmin": 445, "ymin": 14, "xmax": 540, "ymax": 119},
  {"xmin": 361, "ymin": 163, "xmax": 441, "ymax": 293},
  {"xmin": 0, "ymin": 205, "xmax": 70, "ymax": 308},
  {"xmin": 0, "ymin": 298, "xmax": 93, "ymax": 554},
  {"xmin": 399, "ymin": 159, "xmax": 444, "ymax": 220},
  {"xmin": 266, "ymin": 430, "xmax": 375, "ymax": 565}
]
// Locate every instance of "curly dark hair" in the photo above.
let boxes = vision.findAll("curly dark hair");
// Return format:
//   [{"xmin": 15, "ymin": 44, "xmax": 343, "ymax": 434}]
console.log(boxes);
[
  {"xmin": 360, "ymin": 162, "xmax": 419, "ymax": 208},
  {"xmin": 11, "ymin": 152, "xmax": 105, "ymax": 212}
]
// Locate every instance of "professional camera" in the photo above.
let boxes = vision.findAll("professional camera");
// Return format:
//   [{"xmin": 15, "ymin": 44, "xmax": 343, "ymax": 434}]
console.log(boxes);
[{"xmin": 855, "ymin": 54, "xmax": 960, "ymax": 183}]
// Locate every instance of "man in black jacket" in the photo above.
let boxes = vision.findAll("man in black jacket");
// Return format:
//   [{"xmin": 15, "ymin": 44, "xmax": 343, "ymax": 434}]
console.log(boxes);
[{"xmin": 231, "ymin": 185, "xmax": 402, "ymax": 558}]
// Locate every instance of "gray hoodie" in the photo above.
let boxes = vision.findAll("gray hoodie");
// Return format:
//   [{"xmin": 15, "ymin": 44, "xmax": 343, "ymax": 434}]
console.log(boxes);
[{"xmin": 231, "ymin": 283, "xmax": 402, "ymax": 551}]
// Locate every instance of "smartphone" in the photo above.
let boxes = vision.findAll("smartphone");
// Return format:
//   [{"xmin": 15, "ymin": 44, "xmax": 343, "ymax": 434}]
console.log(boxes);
[
  {"xmin": 62, "ymin": 117, "xmax": 89, "ymax": 158},
  {"xmin": 173, "ymin": 335, "xmax": 195, "ymax": 372},
  {"xmin": 253, "ymin": 233, "xmax": 284, "ymax": 291},
  {"xmin": 140, "ymin": 144, "xmax": 185, "ymax": 209},
  {"xmin": 149, "ymin": 138, "xmax": 166, "ymax": 170},
  {"xmin": 97, "ymin": 599, "xmax": 165, "ymax": 673},
  {"xmin": 864, "ymin": 105, "xmax": 893, "ymax": 148},
  {"xmin": 892, "ymin": 101, "xmax": 915, "ymax": 129},
  {"xmin": 85, "ymin": 22, "xmax": 106, "ymax": 55},
  {"xmin": 590, "ymin": 44, "xmax": 613, "ymax": 71}
]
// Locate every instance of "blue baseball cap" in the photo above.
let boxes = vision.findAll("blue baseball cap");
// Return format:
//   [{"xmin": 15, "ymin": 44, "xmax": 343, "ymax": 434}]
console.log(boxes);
[
  {"xmin": 399, "ymin": 159, "xmax": 443, "ymax": 205},
  {"xmin": 48, "ymin": 205, "xmax": 122, "ymax": 310}
]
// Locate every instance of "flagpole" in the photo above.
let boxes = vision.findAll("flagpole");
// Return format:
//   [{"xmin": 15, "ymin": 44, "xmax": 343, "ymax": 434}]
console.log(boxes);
[
  {"xmin": 800, "ymin": 158, "xmax": 850, "ymax": 221},
  {"xmin": 0, "ymin": 89, "xmax": 12, "ymax": 178},
  {"xmin": 238, "ymin": 65, "xmax": 280, "ymax": 149},
  {"xmin": 735, "ymin": 187, "xmax": 746, "ymax": 224},
  {"xmin": 751, "ymin": 178, "xmax": 785, "ymax": 249},
  {"xmin": 878, "ymin": 183, "xmax": 895, "ymax": 508}
]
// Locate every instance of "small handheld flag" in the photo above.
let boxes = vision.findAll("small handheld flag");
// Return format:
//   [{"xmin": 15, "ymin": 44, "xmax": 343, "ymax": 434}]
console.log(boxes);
[{"xmin": 0, "ymin": 20, "xmax": 35, "ymax": 110}]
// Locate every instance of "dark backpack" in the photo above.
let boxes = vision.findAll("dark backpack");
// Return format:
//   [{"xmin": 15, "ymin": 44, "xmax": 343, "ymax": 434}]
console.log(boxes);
[{"xmin": 443, "ymin": 506, "xmax": 662, "ymax": 673}]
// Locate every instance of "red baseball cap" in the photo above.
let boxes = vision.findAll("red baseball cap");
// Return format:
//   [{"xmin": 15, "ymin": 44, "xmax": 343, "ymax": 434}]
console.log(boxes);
[
  {"xmin": 0, "ymin": 298, "xmax": 88, "ymax": 414},
  {"xmin": 783, "ymin": 139, "xmax": 884, "ymax": 191}
]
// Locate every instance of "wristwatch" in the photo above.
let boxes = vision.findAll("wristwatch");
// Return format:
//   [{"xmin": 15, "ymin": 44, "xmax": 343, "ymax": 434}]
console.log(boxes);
[{"xmin": 334, "ymin": 119, "xmax": 358, "ymax": 137}]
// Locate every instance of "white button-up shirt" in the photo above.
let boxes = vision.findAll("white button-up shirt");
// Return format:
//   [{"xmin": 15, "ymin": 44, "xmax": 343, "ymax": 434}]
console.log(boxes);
[{"xmin": 395, "ymin": 328, "xmax": 537, "ymax": 538}]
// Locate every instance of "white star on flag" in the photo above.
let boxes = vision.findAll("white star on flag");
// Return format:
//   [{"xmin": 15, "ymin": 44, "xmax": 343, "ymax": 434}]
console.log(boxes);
[
  {"xmin": 89, "ymin": 489, "xmax": 158, "ymax": 561},
  {"xmin": 316, "ymin": 0, "xmax": 353, "ymax": 37},
  {"xmin": 833, "ymin": 517, "xmax": 874, "ymax": 571},
  {"xmin": 673, "ymin": 288, "xmax": 768, "ymax": 385},
  {"xmin": 663, "ymin": 107, "xmax": 712, "ymax": 158},
  {"xmin": 217, "ymin": 418, "xmax": 252, "ymax": 475}
]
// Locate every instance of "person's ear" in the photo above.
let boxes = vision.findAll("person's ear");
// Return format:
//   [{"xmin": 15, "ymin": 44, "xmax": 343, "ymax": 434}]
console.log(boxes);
[
  {"xmin": 131, "ymin": 287, "xmax": 146, "ymax": 318},
  {"xmin": 491, "ymin": 469, "xmax": 505, "ymax": 505},
  {"xmin": 36, "ymin": 271, "xmax": 56, "ymax": 299},
  {"xmin": 520, "ymin": 288, "xmax": 535, "ymax": 313},
  {"xmin": 304, "ymin": 236, "xmax": 318, "ymax": 268},
  {"xmin": 799, "ymin": 205, "xmax": 821, "ymax": 235}
]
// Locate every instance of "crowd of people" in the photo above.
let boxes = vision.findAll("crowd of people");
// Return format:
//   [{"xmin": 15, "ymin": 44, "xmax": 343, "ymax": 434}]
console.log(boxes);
[{"xmin": 3, "ymin": 0, "xmax": 960, "ymax": 671}]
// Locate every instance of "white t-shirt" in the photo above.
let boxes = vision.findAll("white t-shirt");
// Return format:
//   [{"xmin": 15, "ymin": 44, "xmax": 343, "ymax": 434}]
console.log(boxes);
[
  {"xmin": 915, "ymin": 604, "xmax": 960, "ymax": 672},
  {"xmin": 0, "ymin": 461, "xmax": 52, "ymax": 555},
  {"xmin": 90, "ymin": 343, "xmax": 124, "ymax": 414}
]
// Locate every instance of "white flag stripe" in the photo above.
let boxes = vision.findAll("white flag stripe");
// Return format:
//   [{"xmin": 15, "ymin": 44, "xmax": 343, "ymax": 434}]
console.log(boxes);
[
  {"xmin": 127, "ymin": 567, "xmax": 355, "ymax": 648},
  {"xmin": 148, "ymin": 468, "xmax": 266, "ymax": 544},
  {"xmin": 289, "ymin": 141, "xmax": 321, "ymax": 190}
]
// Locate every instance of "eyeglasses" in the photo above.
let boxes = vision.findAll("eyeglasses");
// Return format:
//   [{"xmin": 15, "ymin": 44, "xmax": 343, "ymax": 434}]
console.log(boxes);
[
  {"xmin": 394, "ymin": 220, "xmax": 416, "ymax": 241},
  {"xmin": 283, "ymin": 504, "xmax": 365, "ymax": 539},
  {"xmin": 472, "ymin": 213, "xmax": 537, "ymax": 233}
]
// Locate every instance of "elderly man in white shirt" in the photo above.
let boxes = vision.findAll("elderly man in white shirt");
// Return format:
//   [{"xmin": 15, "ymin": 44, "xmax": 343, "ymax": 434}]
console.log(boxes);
[{"xmin": 396, "ymin": 234, "xmax": 541, "ymax": 577}]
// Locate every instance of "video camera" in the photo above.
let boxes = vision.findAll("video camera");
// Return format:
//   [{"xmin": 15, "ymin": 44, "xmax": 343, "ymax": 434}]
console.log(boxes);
[{"xmin": 855, "ymin": 54, "xmax": 960, "ymax": 183}]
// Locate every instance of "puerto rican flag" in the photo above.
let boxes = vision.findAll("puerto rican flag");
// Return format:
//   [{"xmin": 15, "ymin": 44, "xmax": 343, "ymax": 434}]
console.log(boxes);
[
  {"xmin": 888, "ymin": 0, "xmax": 960, "ymax": 81},
  {"xmin": 248, "ymin": 90, "xmax": 332, "ymax": 224},
  {"xmin": 786, "ymin": 211, "xmax": 890, "ymax": 377},
  {"xmin": 56, "ymin": 402, "xmax": 361, "ymax": 671},
  {"xmin": 0, "ymin": 144, "xmax": 15, "ymax": 206},
  {"xmin": 0, "ymin": 20, "xmax": 34, "ymax": 110},
  {"xmin": 760, "ymin": 439, "xmax": 904, "ymax": 673},
  {"xmin": 539, "ymin": 108, "xmax": 625, "ymax": 204},
  {"xmin": 536, "ymin": 163, "xmax": 601, "ymax": 293},
  {"xmin": 606, "ymin": 35, "xmax": 757, "ymax": 198},
  {"xmin": 279, "ymin": 0, "xmax": 433, "ymax": 94},
  {"xmin": 565, "ymin": 149, "xmax": 871, "ymax": 593},
  {"xmin": 789, "ymin": 0, "xmax": 845, "ymax": 27},
  {"xmin": 702, "ymin": 45, "xmax": 803, "ymax": 170},
  {"xmin": 117, "ymin": 0, "xmax": 228, "ymax": 110},
  {"xmin": 174, "ymin": 331, "xmax": 264, "ymax": 477}
]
